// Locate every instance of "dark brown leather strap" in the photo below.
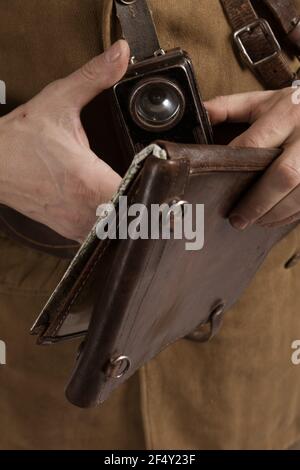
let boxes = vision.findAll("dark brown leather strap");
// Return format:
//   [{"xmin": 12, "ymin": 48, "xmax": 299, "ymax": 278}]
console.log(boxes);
[
  {"xmin": 263, "ymin": 0, "xmax": 300, "ymax": 49},
  {"xmin": 221, "ymin": 0, "xmax": 298, "ymax": 89},
  {"xmin": 114, "ymin": 0, "xmax": 161, "ymax": 61}
]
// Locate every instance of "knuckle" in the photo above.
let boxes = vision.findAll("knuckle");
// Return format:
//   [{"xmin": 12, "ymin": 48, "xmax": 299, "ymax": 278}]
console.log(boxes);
[
  {"xmin": 239, "ymin": 133, "xmax": 261, "ymax": 148},
  {"xmin": 43, "ymin": 79, "xmax": 64, "ymax": 94},
  {"xmin": 277, "ymin": 161, "xmax": 300, "ymax": 188},
  {"xmin": 280, "ymin": 87, "xmax": 292, "ymax": 99},
  {"xmin": 275, "ymin": 87, "xmax": 294, "ymax": 105},
  {"xmin": 80, "ymin": 57, "xmax": 100, "ymax": 82},
  {"xmin": 213, "ymin": 95, "xmax": 229, "ymax": 110},
  {"xmin": 278, "ymin": 88, "xmax": 300, "ymax": 119},
  {"xmin": 38, "ymin": 79, "xmax": 66, "ymax": 103},
  {"xmin": 289, "ymin": 98, "xmax": 300, "ymax": 121},
  {"xmin": 246, "ymin": 203, "xmax": 269, "ymax": 220}
]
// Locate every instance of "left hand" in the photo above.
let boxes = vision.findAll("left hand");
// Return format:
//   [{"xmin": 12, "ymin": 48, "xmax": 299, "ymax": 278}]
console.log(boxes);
[{"xmin": 205, "ymin": 87, "xmax": 300, "ymax": 230}]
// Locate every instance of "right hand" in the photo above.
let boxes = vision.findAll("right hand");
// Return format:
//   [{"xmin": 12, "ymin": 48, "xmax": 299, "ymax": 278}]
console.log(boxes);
[{"xmin": 0, "ymin": 40, "xmax": 130, "ymax": 242}]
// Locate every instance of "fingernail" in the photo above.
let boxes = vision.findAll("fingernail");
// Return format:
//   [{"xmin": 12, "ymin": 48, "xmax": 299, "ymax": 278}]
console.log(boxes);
[
  {"xmin": 105, "ymin": 41, "xmax": 123, "ymax": 63},
  {"xmin": 229, "ymin": 214, "xmax": 249, "ymax": 230}
]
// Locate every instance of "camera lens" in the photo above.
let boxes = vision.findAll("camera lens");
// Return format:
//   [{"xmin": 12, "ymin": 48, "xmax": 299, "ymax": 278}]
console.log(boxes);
[{"xmin": 130, "ymin": 78, "xmax": 185, "ymax": 132}]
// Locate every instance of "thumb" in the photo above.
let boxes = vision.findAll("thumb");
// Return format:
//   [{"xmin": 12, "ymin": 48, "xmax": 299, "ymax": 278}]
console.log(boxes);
[{"xmin": 57, "ymin": 40, "xmax": 130, "ymax": 109}]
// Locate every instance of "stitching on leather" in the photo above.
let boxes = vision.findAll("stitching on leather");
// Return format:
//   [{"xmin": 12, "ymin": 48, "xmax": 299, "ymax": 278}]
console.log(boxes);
[
  {"xmin": 180, "ymin": 158, "xmax": 190, "ymax": 196},
  {"xmin": 50, "ymin": 240, "xmax": 110, "ymax": 336},
  {"xmin": 190, "ymin": 164, "xmax": 267, "ymax": 174}
]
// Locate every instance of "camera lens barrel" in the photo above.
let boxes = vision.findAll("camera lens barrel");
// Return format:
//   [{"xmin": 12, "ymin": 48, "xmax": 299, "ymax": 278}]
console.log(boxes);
[{"xmin": 129, "ymin": 77, "xmax": 186, "ymax": 132}]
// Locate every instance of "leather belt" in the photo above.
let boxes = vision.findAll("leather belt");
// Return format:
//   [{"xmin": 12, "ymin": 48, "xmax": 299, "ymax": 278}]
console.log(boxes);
[
  {"xmin": 221, "ymin": 0, "xmax": 299, "ymax": 89},
  {"xmin": 114, "ymin": 0, "xmax": 161, "ymax": 61}
]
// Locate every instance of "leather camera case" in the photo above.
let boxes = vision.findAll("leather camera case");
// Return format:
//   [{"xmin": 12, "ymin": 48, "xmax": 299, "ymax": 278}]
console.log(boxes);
[{"xmin": 31, "ymin": 141, "xmax": 297, "ymax": 407}]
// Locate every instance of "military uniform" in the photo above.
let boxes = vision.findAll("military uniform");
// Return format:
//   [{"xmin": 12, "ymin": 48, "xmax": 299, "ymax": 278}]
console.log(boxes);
[{"xmin": 0, "ymin": 0, "xmax": 300, "ymax": 449}]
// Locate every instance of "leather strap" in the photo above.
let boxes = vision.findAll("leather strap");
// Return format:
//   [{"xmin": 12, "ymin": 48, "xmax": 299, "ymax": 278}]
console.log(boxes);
[
  {"xmin": 263, "ymin": 0, "xmax": 300, "ymax": 50},
  {"xmin": 114, "ymin": 0, "xmax": 161, "ymax": 61},
  {"xmin": 221, "ymin": 0, "xmax": 298, "ymax": 89}
]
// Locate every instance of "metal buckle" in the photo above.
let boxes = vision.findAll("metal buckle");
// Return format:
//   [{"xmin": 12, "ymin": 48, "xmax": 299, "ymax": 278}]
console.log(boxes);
[{"xmin": 234, "ymin": 19, "xmax": 281, "ymax": 68}]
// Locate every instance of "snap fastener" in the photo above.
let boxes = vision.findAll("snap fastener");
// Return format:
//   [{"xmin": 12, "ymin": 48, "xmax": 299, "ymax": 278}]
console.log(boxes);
[
  {"xmin": 285, "ymin": 253, "xmax": 300, "ymax": 269},
  {"xmin": 105, "ymin": 355, "xmax": 131, "ymax": 379}
]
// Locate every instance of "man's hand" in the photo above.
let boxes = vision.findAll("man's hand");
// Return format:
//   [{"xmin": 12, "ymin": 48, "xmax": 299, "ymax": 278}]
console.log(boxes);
[
  {"xmin": 205, "ymin": 88, "xmax": 300, "ymax": 230},
  {"xmin": 0, "ymin": 40, "xmax": 130, "ymax": 242}
]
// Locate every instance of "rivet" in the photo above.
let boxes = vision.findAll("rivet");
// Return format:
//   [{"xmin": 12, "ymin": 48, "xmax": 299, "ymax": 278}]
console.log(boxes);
[
  {"xmin": 212, "ymin": 303, "xmax": 225, "ymax": 317},
  {"xmin": 154, "ymin": 49, "xmax": 166, "ymax": 57},
  {"xmin": 105, "ymin": 355, "xmax": 131, "ymax": 379}
]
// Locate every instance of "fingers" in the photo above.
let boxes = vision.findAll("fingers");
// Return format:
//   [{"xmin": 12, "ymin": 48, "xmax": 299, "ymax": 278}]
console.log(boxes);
[
  {"xmin": 204, "ymin": 90, "xmax": 277, "ymax": 125},
  {"xmin": 205, "ymin": 88, "xmax": 298, "ymax": 148},
  {"xmin": 205, "ymin": 87, "xmax": 300, "ymax": 230},
  {"xmin": 257, "ymin": 184, "xmax": 300, "ymax": 227},
  {"xmin": 229, "ymin": 144, "xmax": 300, "ymax": 230},
  {"xmin": 230, "ymin": 91, "xmax": 299, "ymax": 149},
  {"xmin": 50, "ymin": 40, "xmax": 130, "ymax": 110},
  {"xmin": 230, "ymin": 111, "xmax": 293, "ymax": 149}
]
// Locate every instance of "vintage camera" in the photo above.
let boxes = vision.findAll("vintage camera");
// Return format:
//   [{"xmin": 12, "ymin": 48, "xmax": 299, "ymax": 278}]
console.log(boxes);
[{"xmin": 112, "ymin": 48, "xmax": 213, "ymax": 160}]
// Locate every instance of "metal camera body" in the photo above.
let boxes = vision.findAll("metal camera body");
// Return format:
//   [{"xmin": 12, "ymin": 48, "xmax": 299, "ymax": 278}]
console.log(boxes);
[{"xmin": 112, "ymin": 48, "xmax": 213, "ymax": 161}]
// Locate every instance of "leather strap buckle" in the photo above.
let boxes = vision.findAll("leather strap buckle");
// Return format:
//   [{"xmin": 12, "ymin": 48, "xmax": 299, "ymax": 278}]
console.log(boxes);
[{"xmin": 234, "ymin": 19, "xmax": 281, "ymax": 68}]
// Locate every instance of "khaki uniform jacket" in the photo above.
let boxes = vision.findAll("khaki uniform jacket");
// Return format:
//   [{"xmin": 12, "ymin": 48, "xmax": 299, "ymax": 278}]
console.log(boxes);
[{"xmin": 0, "ymin": 0, "xmax": 300, "ymax": 450}]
